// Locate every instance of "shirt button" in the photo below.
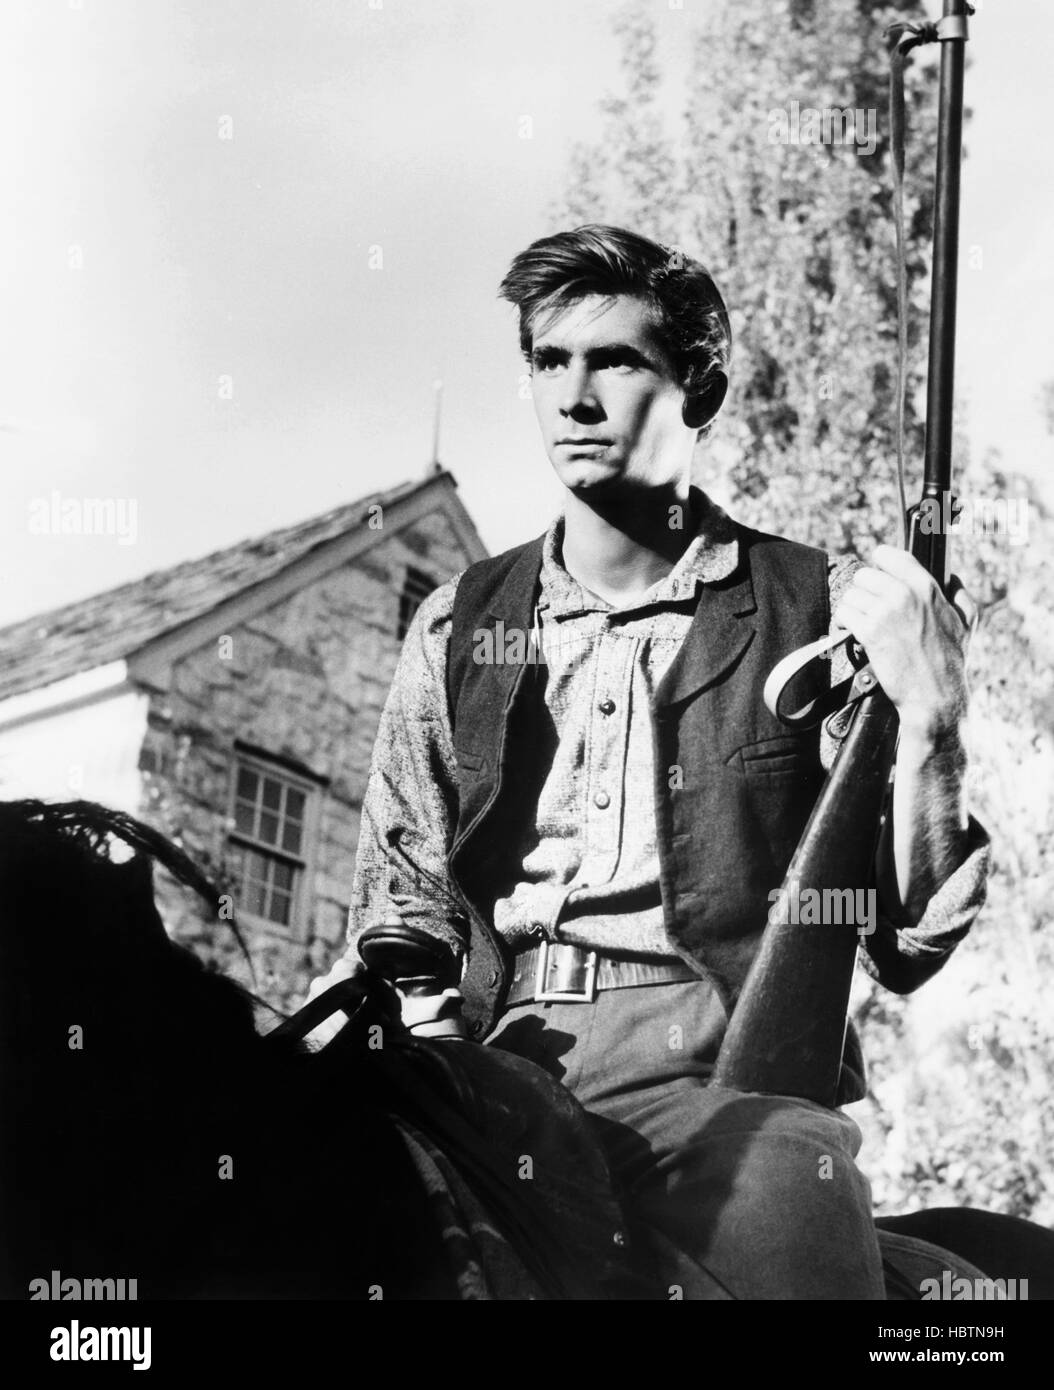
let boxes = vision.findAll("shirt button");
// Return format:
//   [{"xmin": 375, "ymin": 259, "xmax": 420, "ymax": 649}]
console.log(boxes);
[
  {"xmin": 593, "ymin": 790, "xmax": 610, "ymax": 809},
  {"xmin": 598, "ymin": 698, "xmax": 615, "ymax": 715}
]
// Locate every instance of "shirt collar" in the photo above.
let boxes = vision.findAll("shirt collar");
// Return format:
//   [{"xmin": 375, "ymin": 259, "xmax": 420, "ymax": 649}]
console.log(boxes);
[{"xmin": 538, "ymin": 488, "xmax": 739, "ymax": 619}]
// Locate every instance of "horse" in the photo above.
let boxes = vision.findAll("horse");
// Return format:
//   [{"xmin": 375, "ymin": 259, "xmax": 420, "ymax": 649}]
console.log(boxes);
[
  {"xmin": 1, "ymin": 798, "xmax": 1050, "ymax": 1300},
  {"xmin": 0, "ymin": 798, "xmax": 635, "ymax": 1301}
]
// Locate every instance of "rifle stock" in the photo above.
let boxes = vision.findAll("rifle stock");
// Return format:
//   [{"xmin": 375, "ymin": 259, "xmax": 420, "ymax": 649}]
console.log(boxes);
[{"xmin": 711, "ymin": 686, "xmax": 898, "ymax": 1104}]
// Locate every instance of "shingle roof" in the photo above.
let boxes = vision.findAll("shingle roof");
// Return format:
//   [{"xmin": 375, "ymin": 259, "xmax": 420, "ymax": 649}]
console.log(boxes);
[{"xmin": 0, "ymin": 474, "xmax": 437, "ymax": 704}]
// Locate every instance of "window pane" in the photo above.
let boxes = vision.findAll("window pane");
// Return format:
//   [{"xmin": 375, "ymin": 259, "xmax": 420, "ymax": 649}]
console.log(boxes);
[
  {"xmin": 282, "ymin": 820, "xmax": 303, "ymax": 854},
  {"xmin": 259, "ymin": 812, "xmax": 279, "ymax": 846},
  {"xmin": 244, "ymin": 850, "xmax": 267, "ymax": 885},
  {"xmin": 272, "ymin": 860, "xmax": 294, "ymax": 892},
  {"xmin": 244, "ymin": 881, "xmax": 267, "ymax": 916},
  {"xmin": 234, "ymin": 800, "xmax": 255, "ymax": 834},
  {"xmin": 262, "ymin": 778, "xmax": 282, "ymax": 811},
  {"xmin": 285, "ymin": 788, "xmax": 306, "ymax": 821},
  {"xmin": 269, "ymin": 890, "xmax": 292, "ymax": 926},
  {"xmin": 236, "ymin": 767, "xmax": 258, "ymax": 800}
]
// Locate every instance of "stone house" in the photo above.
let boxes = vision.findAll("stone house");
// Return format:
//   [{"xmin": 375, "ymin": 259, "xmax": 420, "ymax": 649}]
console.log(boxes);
[{"xmin": 0, "ymin": 469, "xmax": 487, "ymax": 1012}]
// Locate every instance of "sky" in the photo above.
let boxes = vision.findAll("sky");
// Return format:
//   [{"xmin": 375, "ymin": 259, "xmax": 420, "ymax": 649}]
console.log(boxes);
[{"xmin": 1, "ymin": 0, "xmax": 1051, "ymax": 630}]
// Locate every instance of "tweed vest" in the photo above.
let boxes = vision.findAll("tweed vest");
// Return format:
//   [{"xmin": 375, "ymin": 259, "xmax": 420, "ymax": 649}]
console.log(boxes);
[{"xmin": 443, "ymin": 522, "xmax": 836, "ymax": 1048}]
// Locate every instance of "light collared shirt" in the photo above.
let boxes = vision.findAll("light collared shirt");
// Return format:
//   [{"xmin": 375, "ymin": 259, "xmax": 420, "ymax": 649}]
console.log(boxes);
[{"xmin": 340, "ymin": 495, "xmax": 989, "ymax": 981}]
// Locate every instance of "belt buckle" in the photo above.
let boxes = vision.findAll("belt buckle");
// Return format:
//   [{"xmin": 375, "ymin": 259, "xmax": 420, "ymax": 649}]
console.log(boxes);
[{"xmin": 534, "ymin": 940, "xmax": 599, "ymax": 1003}]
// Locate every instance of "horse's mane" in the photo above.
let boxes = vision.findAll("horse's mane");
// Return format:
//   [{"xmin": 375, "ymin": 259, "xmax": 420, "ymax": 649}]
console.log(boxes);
[{"xmin": 0, "ymin": 797, "xmax": 252, "ymax": 964}]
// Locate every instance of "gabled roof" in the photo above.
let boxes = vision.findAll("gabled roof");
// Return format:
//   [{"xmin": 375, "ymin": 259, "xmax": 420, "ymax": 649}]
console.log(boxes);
[{"xmin": 0, "ymin": 471, "xmax": 482, "ymax": 704}]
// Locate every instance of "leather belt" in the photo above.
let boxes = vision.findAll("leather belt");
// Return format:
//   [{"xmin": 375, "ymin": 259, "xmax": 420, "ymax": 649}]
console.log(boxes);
[{"xmin": 505, "ymin": 940, "xmax": 699, "ymax": 1007}]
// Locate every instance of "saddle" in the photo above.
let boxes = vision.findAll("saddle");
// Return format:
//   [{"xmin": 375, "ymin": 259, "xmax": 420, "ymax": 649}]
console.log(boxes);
[
  {"xmin": 276, "ymin": 969, "xmax": 644, "ymax": 1299},
  {"xmin": 279, "ymin": 927, "xmax": 998, "ymax": 1302}
]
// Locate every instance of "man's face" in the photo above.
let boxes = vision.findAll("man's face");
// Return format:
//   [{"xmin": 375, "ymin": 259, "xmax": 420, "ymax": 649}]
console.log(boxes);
[{"xmin": 528, "ymin": 293, "xmax": 694, "ymax": 499}]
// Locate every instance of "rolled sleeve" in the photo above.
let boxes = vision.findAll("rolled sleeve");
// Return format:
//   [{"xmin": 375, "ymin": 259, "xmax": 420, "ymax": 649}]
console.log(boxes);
[
  {"xmin": 341, "ymin": 573, "xmax": 470, "ymax": 966},
  {"xmin": 824, "ymin": 552, "xmax": 990, "ymax": 991},
  {"xmin": 860, "ymin": 813, "xmax": 991, "ymax": 992}
]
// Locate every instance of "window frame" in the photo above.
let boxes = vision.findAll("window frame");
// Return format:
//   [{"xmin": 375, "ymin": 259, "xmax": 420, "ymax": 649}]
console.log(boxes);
[
  {"xmin": 397, "ymin": 565, "xmax": 438, "ymax": 640},
  {"xmin": 225, "ymin": 749, "xmax": 323, "ymax": 942}
]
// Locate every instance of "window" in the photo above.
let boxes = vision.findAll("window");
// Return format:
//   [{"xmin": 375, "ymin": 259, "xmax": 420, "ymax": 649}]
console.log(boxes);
[
  {"xmin": 398, "ymin": 566, "xmax": 438, "ymax": 639},
  {"xmin": 227, "ymin": 755, "xmax": 318, "ymax": 934}
]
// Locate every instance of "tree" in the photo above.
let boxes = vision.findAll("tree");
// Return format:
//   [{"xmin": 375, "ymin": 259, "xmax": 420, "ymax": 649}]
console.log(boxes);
[
  {"xmin": 554, "ymin": 0, "xmax": 939, "ymax": 554},
  {"xmin": 555, "ymin": 0, "xmax": 1054, "ymax": 1223}
]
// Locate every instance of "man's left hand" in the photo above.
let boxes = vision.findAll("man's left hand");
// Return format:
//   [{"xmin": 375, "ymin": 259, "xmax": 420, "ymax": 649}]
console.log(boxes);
[{"xmin": 832, "ymin": 545, "xmax": 976, "ymax": 743}]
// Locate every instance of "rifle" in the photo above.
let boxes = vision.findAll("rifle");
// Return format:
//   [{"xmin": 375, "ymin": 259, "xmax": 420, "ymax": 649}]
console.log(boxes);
[{"xmin": 710, "ymin": 0, "xmax": 973, "ymax": 1106}]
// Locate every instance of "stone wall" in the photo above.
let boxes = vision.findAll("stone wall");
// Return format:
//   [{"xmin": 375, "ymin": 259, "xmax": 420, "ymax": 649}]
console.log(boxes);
[{"xmin": 136, "ymin": 508, "xmax": 472, "ymax": 1015}]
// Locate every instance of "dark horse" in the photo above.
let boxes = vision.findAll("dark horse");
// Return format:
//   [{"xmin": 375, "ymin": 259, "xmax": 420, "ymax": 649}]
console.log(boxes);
[
  {"xmin": 1, "ymin": 798, "xmax": 1050, "ymax": 1300},
  {"xmin": 0, "ymin": 798, "xmax": 640, "ymax": 1300}
]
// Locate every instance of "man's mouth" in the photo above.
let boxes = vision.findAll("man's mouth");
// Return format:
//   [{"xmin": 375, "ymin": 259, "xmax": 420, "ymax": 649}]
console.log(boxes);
[{"xmin": 556, "ymin": 437, "xmax": 613, "ymax": 447}]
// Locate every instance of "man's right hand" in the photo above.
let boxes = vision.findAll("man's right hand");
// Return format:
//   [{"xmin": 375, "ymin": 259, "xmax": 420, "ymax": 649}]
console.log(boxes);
[
  {"xmin": 301, "ymin": 953, "xmax": 367, "ymax": 1050},
  {"xmin": 301, "ymin": 951, "xmax": 469, "ymax": 1047}
]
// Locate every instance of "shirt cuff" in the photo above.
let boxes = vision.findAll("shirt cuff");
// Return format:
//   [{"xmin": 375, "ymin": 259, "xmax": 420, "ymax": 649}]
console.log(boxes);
[
  {"xmin": 344, "ymin": 894, "xmax": 469, "ymax": 964},
  {"xmin": 862, "ymin": 814, "xmax": 990, "ymax": 986}
]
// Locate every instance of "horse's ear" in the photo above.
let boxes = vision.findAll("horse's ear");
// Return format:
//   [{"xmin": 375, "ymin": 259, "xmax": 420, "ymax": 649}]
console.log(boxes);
[
  {"xmin": 124, "ymin": 853, "xmax": 176, "ymax": 950},
  {"xmin": 683, "ymin": 372, "xmax": 728, "ymax": 431}
]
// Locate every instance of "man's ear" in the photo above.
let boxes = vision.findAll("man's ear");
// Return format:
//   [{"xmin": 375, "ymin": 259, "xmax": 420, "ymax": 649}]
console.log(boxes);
[{"xmin": 682, "ymin": 372, "xmax": 728, "ymax": 431}]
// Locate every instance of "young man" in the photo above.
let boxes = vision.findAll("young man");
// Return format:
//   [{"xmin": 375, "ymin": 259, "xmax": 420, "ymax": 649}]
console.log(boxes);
[{"xmin": 307, "ymin": 225, "xmax": 989, "ymax": 1299}]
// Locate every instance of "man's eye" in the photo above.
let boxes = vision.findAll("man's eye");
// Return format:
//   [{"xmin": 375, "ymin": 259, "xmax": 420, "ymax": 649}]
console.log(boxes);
[{"xmin": 533, "ymin": 357, "xmax": 562, "ymax": 373}]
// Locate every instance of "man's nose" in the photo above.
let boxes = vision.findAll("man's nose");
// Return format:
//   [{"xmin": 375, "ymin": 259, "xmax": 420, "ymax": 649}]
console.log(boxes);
[{"xmin": 559, "ymin": 364, "xmax": 602, "ymax": 419}]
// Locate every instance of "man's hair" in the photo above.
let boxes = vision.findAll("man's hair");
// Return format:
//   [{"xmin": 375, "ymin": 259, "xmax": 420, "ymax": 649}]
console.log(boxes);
[{"xmin": 497, "ymin": 224, "xmax": 732, "ymax": 402}]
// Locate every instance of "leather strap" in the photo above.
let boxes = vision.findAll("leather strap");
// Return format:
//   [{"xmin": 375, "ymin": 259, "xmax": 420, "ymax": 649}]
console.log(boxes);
[
  {"xmin": 763, "ymin": 629, "xmax": 854, "ymax": 727},
  {"xmin": 766, "ymin": 19, "xmax": 950, "ymax": 734},
  {"xmin": 505, "ymin": 943, "xmax": 699, "ymax": 1007}
]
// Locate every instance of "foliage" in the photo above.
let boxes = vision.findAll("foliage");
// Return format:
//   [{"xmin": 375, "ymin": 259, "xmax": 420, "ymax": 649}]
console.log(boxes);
[
  {"xmin": 556, "ymin": 0, "xmax": 939, "ymax": 554},
  {"xmin": 554, "ymin": 0, "xmax": 1054, "ymax": 1222}
]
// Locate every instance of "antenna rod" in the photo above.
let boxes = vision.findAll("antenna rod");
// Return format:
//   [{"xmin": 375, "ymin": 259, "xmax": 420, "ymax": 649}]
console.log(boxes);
[{"xmin": 430, "ymin": 379, "xmax": 443, "ymax": 469}]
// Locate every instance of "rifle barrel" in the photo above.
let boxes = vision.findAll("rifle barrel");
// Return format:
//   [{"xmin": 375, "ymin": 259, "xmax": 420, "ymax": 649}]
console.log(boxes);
[
  {"xmin": 711, "ymin": 1, "xmax": 971, "ymax": 1104},
  {"xmin": 919, "ymin": 0, "xmax": 970, "ymax": 586}
]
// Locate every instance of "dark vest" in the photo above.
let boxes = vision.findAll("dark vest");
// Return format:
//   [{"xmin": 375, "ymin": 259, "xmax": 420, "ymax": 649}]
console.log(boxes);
[{"xmin": 442, "ymin": 520, "xmax": 841, "ymax": 1034}]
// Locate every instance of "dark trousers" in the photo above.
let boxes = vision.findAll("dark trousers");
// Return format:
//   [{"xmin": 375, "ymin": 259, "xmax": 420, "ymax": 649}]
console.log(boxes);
[{"xmin": 488, "ymin": 980, "xmax": 886, "ymax": 1300}]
